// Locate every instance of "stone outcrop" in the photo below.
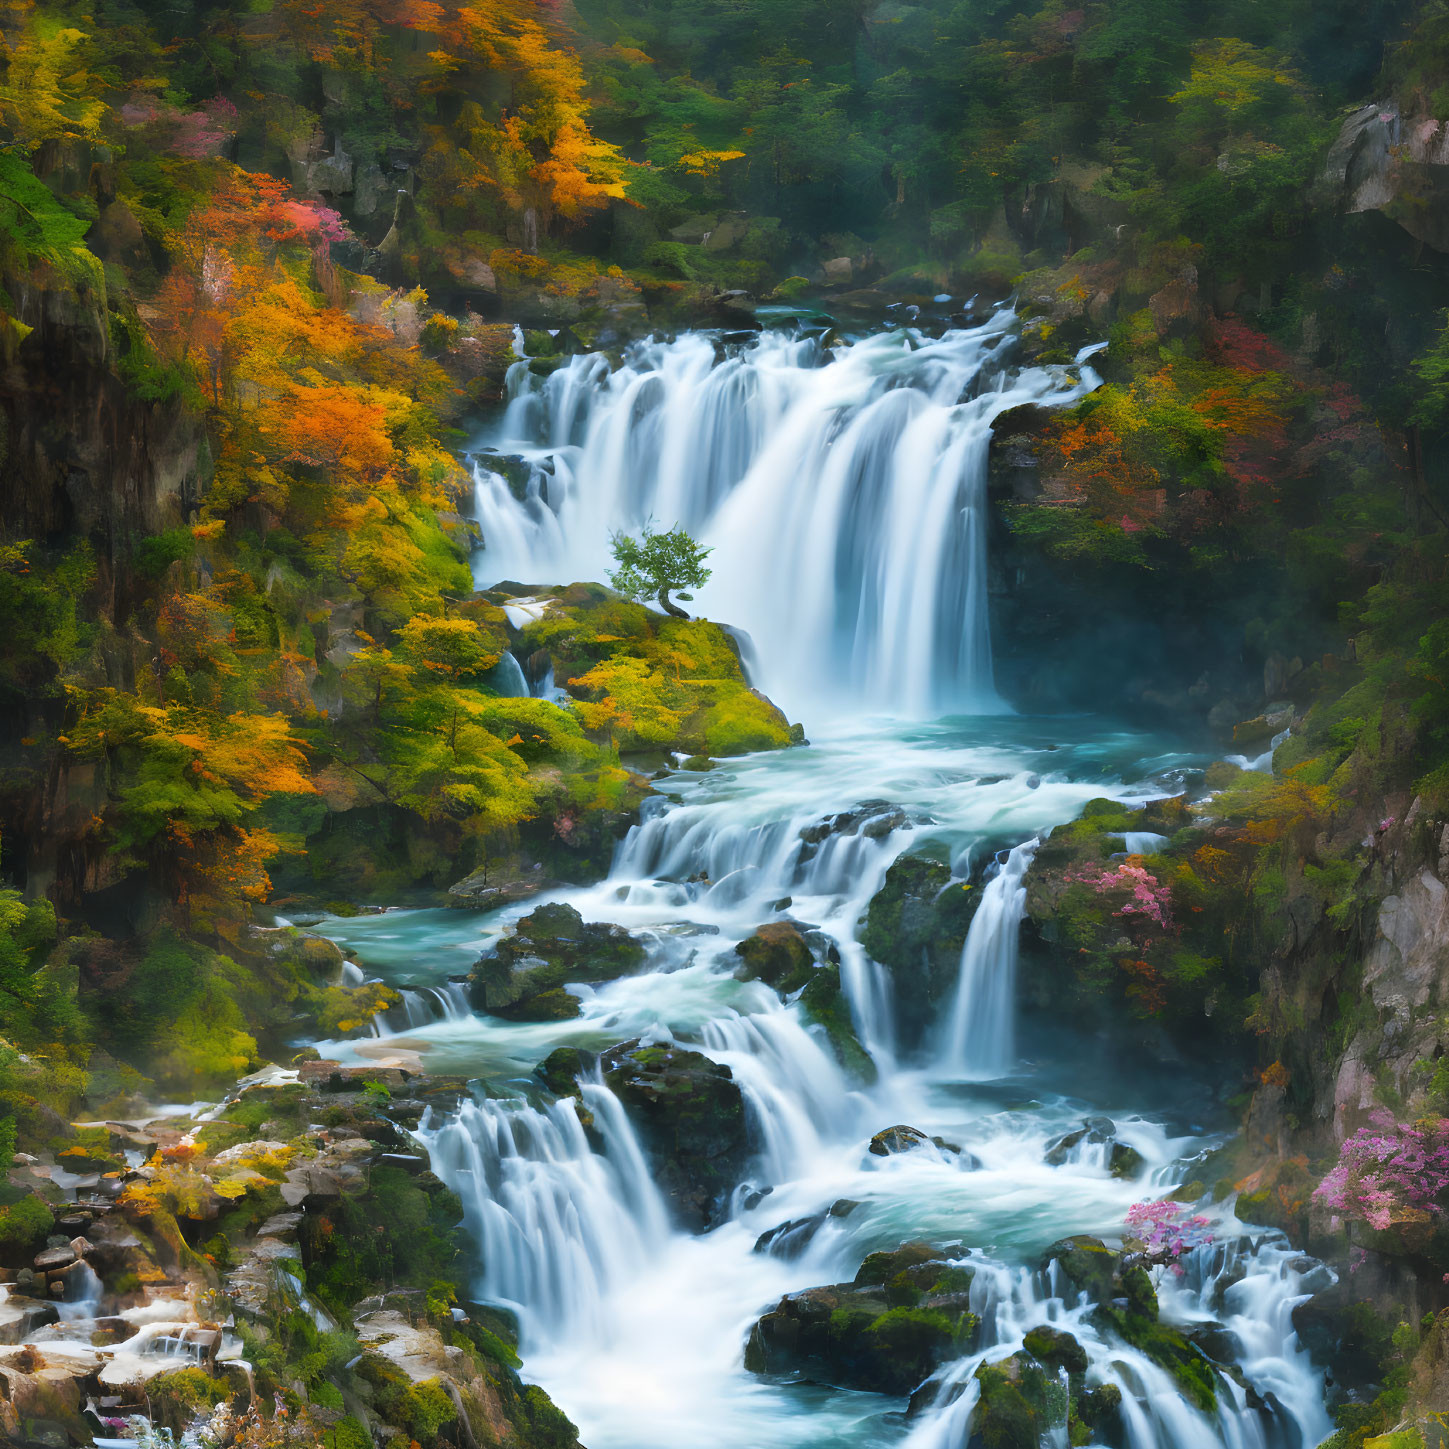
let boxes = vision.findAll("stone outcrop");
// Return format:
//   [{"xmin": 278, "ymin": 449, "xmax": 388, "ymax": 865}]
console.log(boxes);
[
  {"xmin": 601, "ymin": 1040, "xmax": 749, "ymax": 1230},
  {"xmin": 745, "ymin": 1242, "xmax": 978, "ymax": 1396},
  {"xmin": 470, "ymin": 902, "xmax": 646, "ymax": 1020}
]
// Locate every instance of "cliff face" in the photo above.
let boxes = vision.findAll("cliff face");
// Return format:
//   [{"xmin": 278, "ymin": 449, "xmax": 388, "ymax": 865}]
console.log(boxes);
[{"xmin": 1, "ymin": 274, "xmax": 200, "ymax": 599}]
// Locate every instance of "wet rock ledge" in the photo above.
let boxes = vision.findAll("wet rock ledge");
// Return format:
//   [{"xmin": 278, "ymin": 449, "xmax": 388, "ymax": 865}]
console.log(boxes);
[{"xmin": 0, "ymin": 1062, "xmax": 580, "ymax": 1449}]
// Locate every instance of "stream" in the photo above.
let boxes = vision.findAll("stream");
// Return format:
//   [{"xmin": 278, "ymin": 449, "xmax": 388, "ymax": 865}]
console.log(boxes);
[{"xmin": 308, "ymin": 313, "xmax": 1336, "ymax": 1449}]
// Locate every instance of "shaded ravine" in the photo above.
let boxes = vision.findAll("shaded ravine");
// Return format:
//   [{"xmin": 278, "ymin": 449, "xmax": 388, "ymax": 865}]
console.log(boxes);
[{"xmin": 319, "ymin": 317, "xmax": 1333, "ymax": 1449}]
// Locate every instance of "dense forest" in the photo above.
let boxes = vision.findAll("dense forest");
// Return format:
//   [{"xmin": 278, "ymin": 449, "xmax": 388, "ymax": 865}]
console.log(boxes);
[{"xmin": 5, "ymin": 0, "xmax": 1449, "ymax": 1446}]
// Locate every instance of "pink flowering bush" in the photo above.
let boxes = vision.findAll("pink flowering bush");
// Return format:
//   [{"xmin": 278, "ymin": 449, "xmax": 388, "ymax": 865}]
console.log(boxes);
[
  {"xmin": 1067, "ymin": 862, "xmax": 1173, "ymax": 928},
  {"xmin": 1313, "ymin": 1116, "xmax": 1449, "ymax": 1233},
  {"xmin": 119, "ymin": 95, "xmax": 238, "ymax": 159},
  {"xmin": 1126, "ymin": 1199, "xmax": 1214, "ymax": 1268}
]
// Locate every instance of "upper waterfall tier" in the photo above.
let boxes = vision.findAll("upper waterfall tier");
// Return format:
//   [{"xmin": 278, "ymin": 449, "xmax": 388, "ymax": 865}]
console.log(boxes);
[{"xmin": 472, "ymin": 315, "xmax": 1104, "ymax": 719}]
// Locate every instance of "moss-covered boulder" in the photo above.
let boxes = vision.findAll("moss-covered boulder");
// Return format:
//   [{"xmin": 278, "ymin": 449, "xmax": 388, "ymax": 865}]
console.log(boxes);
[
  {"xmin": 1040, "ymin": 1235, "xmax": 1120, "ymax": 1305},
  {"xmin": 1021, "ymin": 1325, "xmax": 1089, "ymax": 1377},
  {"xmin": 745, "ymin": 1243, "xmax": 978, "ymax": 1395},
  {"xmin": 601, "ymin": 1040, "xmax": 748, "ymax": 1230},
  {"xmin": 734, "ymin": 922, "xmax": 816, "ymax": 994},
  {"xmin": 966, "ymin": 1352, "xmax": 1063, "ymax": 1449},
  {"xmin": 730, "ymin": 923, "xmax": 875, "ymax": 1082},
  {"xmin": 798, "ymin": 964, "xmax": 876, "ymax": 1083},
  {"xmin": 471, "ymin": 903, "xmax": 646, "ymax": 1020},
  {"xmin": 860, "ymin": 855, "xmax": 979, "ymax": 1049},
  {"xmin": 507, "ymin": 584, "xmax": 794, "ymax": 756}
]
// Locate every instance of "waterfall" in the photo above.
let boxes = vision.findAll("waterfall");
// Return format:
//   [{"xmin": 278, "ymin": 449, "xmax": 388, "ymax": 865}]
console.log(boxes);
[
  {"xmin": 903, "ymin": 1238, "xmax": 1330, "ymax": 1449},
  {"xmin": 939, "ymin": 839, "xmax": 1038, "ymax": 1078},
  {"xmin": 485, "ymin": 650, "xmax": 530, "ymax": 697},
  {"xmin": 417, "ymin": 1086, "xmax": 671, "ymax": 1350},
  {"xmin": 471, "ymin": 318, "xmax": 1104, "ymax": 717}
]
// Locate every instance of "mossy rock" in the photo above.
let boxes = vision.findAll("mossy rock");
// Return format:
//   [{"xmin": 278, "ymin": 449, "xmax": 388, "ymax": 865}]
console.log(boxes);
[
  {"xmin": 602, "ymin": 1040, "xmax": 748, "ymax": 1230},
  {"xmin": 472, "ymin": 904, "xmax": 646, "ymax": 1020},
  {"xmin": 860, "ymin": 855, "xmax": 978, "ymax": 1049},
  {"xmin": 147, "ymin": 1367, "xmax": 231, "ymax": 1430},
  {"xmin": 747, "ymin": 1250, "xmax": 974, "ymax": 1396},
  {"xmin": 1023, "ymin": 1325, "xmax": 1089, "ymax": 1377},
  {"xmin": 1102, "ymin": 1308, "xmax": 1218, "ymax": 1413},
  {"xmin": 534, "ymin": 1046, "xmax": 595, "ymax": 1097},
  {"xmin": 798, "ymin": 964, "xmax": 876, "ymax": 1083},
  {"xmin": 1040, "ymin": 1235, "xmax": 1119, "ymax": 1305},
  {"xmin": 970, "ymin": 1353, "xmax": 1062, "ymax": 1449},
  {"xmin": 734, "ymin": 922, "xmax": 816, "ymax": 994}
]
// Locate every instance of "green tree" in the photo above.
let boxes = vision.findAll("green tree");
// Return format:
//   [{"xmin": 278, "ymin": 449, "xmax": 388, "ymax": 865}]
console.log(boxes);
[{"xmin": 608, "ymin": 520, "xmax": 713, "ymax": 620}]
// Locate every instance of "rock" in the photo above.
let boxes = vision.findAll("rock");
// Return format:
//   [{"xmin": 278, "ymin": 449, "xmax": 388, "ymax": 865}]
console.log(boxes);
[
  {"xmin": 753, "ymin": 1215, "xmax": 827, "ymax": 1259},
  {"xmin": 304, "ymin": 143, "xmax": 353, "ymax": 195},
  {"xmin": 822, "ymin": 256, "xmax": 854, "ymax": 285},
  {"xmin": 1291, "ymin": 1279, "xmax": 1393, "ymax": 1386},
  {"xmin": 534, "ymin": 1045, "xmax": 596, "ymax": 1097},
  {"xmin": 869, "ymin": 1124, "xmax": 931, "ymax": 1156},
  {"xmin": 471, "ymin": 903, "xmax": 647, "ymax": 1020},
  {"xmin": 1040, "ymin": 1235, "xmax": 1119, "ymax": 1304},
  {"xmin": 966, "ymin": 1352, "xmax": 1063, "ymax": 1448},
  {"xmin": 211, "ymin": 1139, "xmax": 290, "ymax": 1166},
  {"xmin": 1022, "ymin": 1325, "xmax": 1089, "ymax": 1376},
  {"xmin": 1320, "ymin": 103, "xmax": 1449, "ymax": 252},
  {"xmin": 797, "ymin": 963, "xmax": 876, "ymax": 1082},
  {"xmin": 1076, "ymin": 1383, "xmax": 1125, "ymax": 1442},
  {"xmin": 746, "ymin": 1243, "xmax": 977, "ymax": 1395},
  {"xmin": 448, "ymin": 866, "xmax": 557, "ymax": 910},
  {"xmin": 30, "ymin": 1248, "xmax": 75, "ymax": 1273},
  {"xmin": 1043, "ymin": 1118, "xmax": 1144, "ymax": 1177},
  {"xmin": 734, "ymin": 922, "xmax": 816, "ymax": 994},
  {"xmin": 860, "ymin": 855, "xmax": 980, "ymax": 1049},
  {"xmin": 92, "ymin": 200, "xmax": 148, "ymax": 267},
  {"xmin": 602, "ymin": 1041, "xmax": 748, "ymax": 1231}
]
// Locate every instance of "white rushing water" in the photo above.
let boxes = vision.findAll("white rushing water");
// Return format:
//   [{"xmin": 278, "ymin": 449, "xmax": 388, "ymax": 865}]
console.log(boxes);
[
  {"xmin": 322, "ymin": 316, "xmax": 1331, "ymax": 1449},
  {"xmin": 471, "ymin": 316, "xmax": 1103, "ymax": 718}
]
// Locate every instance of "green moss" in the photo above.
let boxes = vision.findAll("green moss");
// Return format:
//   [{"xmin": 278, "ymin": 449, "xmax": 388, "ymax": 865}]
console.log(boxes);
[
  {"xmin": 799, "ymin": 964, "xmax": 876, "ymax": 1082},
  {"xmin": 0, "ymin": 1194, "xmax": 53, "ymax": 1251},
  {"xmin": 147, "ymin": 1367, "xmax": 230, "ymax": 1429}
]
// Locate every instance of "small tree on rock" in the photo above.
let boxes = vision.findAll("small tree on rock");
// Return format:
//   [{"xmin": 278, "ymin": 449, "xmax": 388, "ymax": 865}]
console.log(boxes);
[{"xmin": 608, "ymin": 519, "xmax": 712, "ymax": 619}]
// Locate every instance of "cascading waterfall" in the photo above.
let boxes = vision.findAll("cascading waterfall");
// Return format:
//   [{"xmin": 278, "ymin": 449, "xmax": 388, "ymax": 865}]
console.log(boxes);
[
  {"xmin": 307, "ymin": 314, "xmax": 1340, "ymax": 1449},
  {"xmin": 902, "ymin": 1238, "xmax": 1330, "ymax": 1449},
  {"xmin": 418, "ymin": 1087, "xmax": 670, "ymax": 1350},
  {"xmin": 939, "ymin": 839, "xmax": 1038, "ymax": 1079},
  {"xmin": 472, "ymin": 316, "xmax": 1104, "ymax": 717}
]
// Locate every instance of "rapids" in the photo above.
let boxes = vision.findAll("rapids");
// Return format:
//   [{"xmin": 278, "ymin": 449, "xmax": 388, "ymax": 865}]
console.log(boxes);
[{"xmin": 315, "ymin": 315, "xmax": 1333, "ymax": 1449}]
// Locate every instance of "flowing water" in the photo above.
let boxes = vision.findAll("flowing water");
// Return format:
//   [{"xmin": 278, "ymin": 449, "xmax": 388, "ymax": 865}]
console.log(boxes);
[{"xmin": 316, "ymin": 314, "xmax": 1333, "ymax": 1449}]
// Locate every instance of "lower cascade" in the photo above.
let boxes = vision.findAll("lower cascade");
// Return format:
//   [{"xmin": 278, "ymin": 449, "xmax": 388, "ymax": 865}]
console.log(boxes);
[
  {"xmin": 327, "ymin": 320, "xmax": 1334, "ymax": 1448},
  {"xmin": 355, "ymin": 714, "xmax": 1333, "ymax": 1449}
]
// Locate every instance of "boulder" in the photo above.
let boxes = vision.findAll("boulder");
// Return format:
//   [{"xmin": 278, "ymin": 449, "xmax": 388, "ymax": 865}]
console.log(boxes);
[
  {"xmin": 1040, "ymin": 1235, "xmax": 1119, "ymax": 1304},
  {"xmin": 865, "ymin": 1124, "xmax": 978, "ymax": 1165},
  {"xmin": 734, "ymin": 922, "xmax": 816, "ymax": 994},
  {"xmin": 861, "ymin": 855, "xmax": 980, "ymax": 1049},
  {"xmin": 797, "ymin": 963, "xmax": 876, "ymax": 1082},
  {"xmin": 471, "ymin": 903, "xmax": 646, "ymax": 1020},
  {"xmin": 745, "ymin": 1243, "xmax": 977, "ymax": 1395},
  {"xmin": 601, "ymin": 1041, "xmax": 748, "ymax": 1230}
]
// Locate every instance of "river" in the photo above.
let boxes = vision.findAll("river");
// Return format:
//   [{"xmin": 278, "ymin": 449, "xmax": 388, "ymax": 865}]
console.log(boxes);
[{"xmin": 314, "ymin": 311, "xmax": 1333, "ymax": 1449}]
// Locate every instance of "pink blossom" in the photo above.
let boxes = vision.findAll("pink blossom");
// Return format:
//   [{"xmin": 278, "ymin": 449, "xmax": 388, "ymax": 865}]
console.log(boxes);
[
  {"xmin": 1126, "ymin": 1199, "xmax": 1214, "ymax": 1263},
  {"xmin": 1066, "ymin": 862, "xmax": 1173, "ymax": 928},
  {"xmin": 1314, "ymin": 1119, "xmax": 1449, "ymax": 1234}
]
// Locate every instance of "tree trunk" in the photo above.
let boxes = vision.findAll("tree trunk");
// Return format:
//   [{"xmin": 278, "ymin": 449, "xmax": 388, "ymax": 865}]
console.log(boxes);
[{"xmin": 658, "ymin": 588, "xmax": 688, "ymax": 619}]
